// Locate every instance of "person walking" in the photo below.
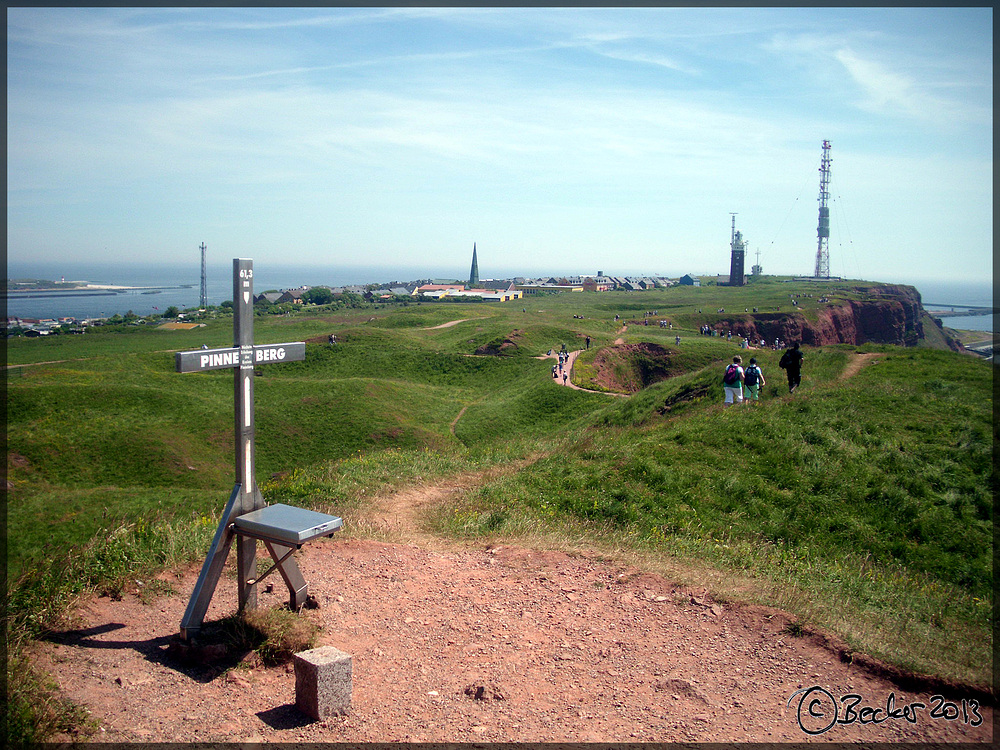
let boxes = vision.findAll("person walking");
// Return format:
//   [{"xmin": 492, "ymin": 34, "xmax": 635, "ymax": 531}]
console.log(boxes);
[
  {"xmin": 778, "ymin": 343, "xmax": 804, "ymax": 393},
  {"xmin": 722, "ymin": 355, "xmax": 745, "ymax": 407},
  {"xmin": 743, "ymin": 357, "xmax": 765, "ymax": 404}
]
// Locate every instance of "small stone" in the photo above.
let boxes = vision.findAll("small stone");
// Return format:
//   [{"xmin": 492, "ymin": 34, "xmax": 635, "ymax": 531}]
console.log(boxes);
[{"xmin": 466, "ymin": 685, "xmax": 486, "ymax": 700}]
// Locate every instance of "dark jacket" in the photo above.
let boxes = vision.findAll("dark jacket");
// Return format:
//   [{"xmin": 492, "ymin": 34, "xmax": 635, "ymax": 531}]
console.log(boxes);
[{"xmin": 779, "ymin": 347, "xmax": 804, "ymax": 372}]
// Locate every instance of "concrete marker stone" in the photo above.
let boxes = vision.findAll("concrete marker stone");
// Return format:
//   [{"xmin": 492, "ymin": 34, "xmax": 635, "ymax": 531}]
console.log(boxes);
[{"xmin": 294, "ymin": 646, "xmax": 352, "ymax": 719}]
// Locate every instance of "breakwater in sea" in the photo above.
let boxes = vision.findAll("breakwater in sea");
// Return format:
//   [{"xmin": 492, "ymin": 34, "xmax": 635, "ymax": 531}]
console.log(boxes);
[{"xmin": 8, "ymin": 290, "xmax": 121, "ymax": 299}]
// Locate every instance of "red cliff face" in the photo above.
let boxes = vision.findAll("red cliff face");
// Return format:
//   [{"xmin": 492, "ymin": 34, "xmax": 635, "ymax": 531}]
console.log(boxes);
[{"xmin": 711, "ymin": 284, "xmax": 956, "ymax": 348}]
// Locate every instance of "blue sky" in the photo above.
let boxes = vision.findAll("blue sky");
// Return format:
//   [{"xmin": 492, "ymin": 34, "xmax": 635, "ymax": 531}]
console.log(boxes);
[{"xmin": 6, "ymin": 6, "xmax": 993, "ymax": 285}]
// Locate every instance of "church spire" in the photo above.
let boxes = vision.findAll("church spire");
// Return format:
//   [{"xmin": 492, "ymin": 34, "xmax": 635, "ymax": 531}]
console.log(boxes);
[{"xmin": 468, "ymin": 242, "xmax": 479, "ymax": 287}]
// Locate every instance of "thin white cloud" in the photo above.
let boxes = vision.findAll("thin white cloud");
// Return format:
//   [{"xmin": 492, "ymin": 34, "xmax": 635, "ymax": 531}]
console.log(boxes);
[
  {"xmin": 764, "ymin": 28, "xmax": 990, "ymax": 129},
  {"xmin": 585, "ymin": 47, "xmax": 699, "ymax": 76},
  {"xmin": 197, "ymin": 44, "xmax": 561, "ymax": 84},
  {"xmin": 834, "ymin": 48, "xmax": 948, "ymax": 123}
]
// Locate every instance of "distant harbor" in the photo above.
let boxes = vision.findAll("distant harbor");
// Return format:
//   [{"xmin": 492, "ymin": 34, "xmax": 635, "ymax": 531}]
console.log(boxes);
[
  {"xmin": 921, "ymin": 302, "xmax": 995, "ymax": 336},
  {"xmin": 923, "ymin": 303, "xmax": 995, "ymax": 318}
]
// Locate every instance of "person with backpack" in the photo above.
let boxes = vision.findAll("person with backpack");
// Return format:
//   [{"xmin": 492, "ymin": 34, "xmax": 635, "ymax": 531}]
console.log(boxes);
[
  {"xmin": 743, "ymin": 357, "xmax": 765, "ymax": 404},
  {"xmin": 778, "ymin": 343, "xmax": 804, "ymax": 393},
  {"xmin": 722, "ymin": 355, "xmax": 745, "ymax": 407}
]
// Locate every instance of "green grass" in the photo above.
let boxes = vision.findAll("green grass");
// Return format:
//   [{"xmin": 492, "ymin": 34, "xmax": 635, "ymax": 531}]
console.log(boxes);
[{"xmin": 4, "ymin": 279, "xmax": 994, "ymax": 741}]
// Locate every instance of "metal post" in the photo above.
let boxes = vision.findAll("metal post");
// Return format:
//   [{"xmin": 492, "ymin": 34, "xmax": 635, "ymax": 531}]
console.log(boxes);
[
  {"xmin": 199, "ymin": 242, "xmax": 208, "ymax": 308},
  {"xmin": 233, "ymin": 259, "xmax": 259, "ymax": 612}
]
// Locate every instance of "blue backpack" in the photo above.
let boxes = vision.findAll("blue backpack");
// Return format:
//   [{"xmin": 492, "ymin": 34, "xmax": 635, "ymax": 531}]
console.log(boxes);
[{"xmin": 744, "ymin": 365, "xmax": 760, "ymax": 386}]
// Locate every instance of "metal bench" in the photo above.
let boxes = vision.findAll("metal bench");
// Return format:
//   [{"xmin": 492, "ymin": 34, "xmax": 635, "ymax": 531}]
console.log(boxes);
[{"xmin": 230, "ymin": 504, "xmax": 343, "ymax": 610}]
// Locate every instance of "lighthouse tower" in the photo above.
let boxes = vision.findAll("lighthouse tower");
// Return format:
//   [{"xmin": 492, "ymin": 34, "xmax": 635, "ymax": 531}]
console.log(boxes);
[{"xmin": 728, "ymin": 214, "xmax": 746, "ymax": 286}]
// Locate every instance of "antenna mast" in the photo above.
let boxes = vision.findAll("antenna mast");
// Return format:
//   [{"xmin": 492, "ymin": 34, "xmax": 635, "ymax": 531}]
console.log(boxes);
[
  {"xmin": 199, "ymin": 242, "xmax": 208, "ymax": 308},
  {"xmin": 814, "ymin": 140, "xmax": 832, "ymax": 278}
]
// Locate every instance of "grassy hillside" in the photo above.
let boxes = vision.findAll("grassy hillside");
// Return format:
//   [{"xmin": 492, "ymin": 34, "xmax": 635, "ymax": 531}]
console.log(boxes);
[
  {"xmin": 4, "ymin": 280, "xmax": 994, "ymax": 740},
  {"xmin": 439, "ymin": 345, "xmax": 992, "ymax": 675}
]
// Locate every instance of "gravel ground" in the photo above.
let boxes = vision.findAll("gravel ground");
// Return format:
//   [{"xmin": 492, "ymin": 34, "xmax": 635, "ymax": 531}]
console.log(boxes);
[{"xmin": 32, "ymin": 534, "xmax": 992, "ymax": 743}]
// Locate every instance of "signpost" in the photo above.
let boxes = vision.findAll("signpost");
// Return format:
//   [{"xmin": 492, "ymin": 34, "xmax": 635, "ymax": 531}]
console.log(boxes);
[{"xmin": 176, "ymin": 259, "xmax": 338, "ymax": 642}]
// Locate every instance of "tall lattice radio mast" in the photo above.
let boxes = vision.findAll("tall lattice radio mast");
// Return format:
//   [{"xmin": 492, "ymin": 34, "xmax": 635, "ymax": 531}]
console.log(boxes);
[
  {"xmin": 814, "ymin": 140, "xmax": 832, "ymax": 278},
  {"xmin": 199, "ymin": 242, "xmax": 208, "ymax": 308}
]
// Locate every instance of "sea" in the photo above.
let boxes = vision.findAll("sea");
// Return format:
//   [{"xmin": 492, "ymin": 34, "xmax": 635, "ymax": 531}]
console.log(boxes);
[
  {"xmin": 906, "ymin": 278, "xmax": 993, "ymax": 334},
  {"xmin": 4, "ymin": 261, "xmax": 994, "ymax": 333},
  {"xmin": 4, "ymin": 261, "xmax": 461, "ymax": 322}
]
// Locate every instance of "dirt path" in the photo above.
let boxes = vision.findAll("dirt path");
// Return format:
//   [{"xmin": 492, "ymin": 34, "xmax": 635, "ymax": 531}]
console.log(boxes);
[
  {"xmin": 839, "ymin": 351, "xmax": 882, "ymax": 380},
  {"xmin": 539, "ymin": 348, "xmax": 613, "ymax": 394},
  {"xmin": 424, "ymin": 319, "xmax": 478, "ymax": 330},
  {"xmin": 450, "ymin": 405, "xmax": 469, "ymax": 435},
  {"xmin": 5, "ymin": 359, "xmax": 74, "ymax": 369},
  {"xmin": 545, "ymin": 349, "xmax": 584, "ymax": 390},
  {"xmin": 31, "ymin": 471, "xmax": 992, "ymax": 744}
]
